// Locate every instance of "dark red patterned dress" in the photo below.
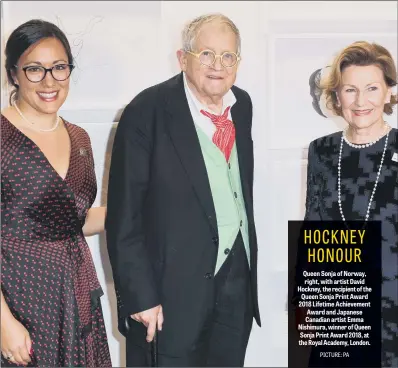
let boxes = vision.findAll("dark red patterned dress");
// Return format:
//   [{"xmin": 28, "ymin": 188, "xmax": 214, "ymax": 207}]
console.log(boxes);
[{"xmin": 1, "ymin": 115, "xmax": 112, "ymax": 367}]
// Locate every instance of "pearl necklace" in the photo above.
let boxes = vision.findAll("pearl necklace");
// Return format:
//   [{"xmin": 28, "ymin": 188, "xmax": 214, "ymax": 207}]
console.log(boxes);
[
  {"xmin": 13, "ymin": 102, "xmax": 60, "ymax": 132},
  {"xmin": 342, "ymin": 122, "xmax": 389, "ymax": 148},
  {"xmin": 338, "ymin": 126, "xmax": 390, "ymax": 223}
]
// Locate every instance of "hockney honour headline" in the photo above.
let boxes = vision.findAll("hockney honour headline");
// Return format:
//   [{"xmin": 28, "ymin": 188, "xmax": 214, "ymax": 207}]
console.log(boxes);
[{"xmin": 304, "ymin": 229, "xmax": 365, "ymax": 263}]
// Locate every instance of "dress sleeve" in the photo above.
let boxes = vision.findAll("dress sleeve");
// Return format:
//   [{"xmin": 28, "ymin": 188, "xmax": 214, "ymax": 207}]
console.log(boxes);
[
  {"xmin": 291, "ymin": 140, "xmax": 322, "ymax": 308},
  {"xmin": 304, "ymin": 140, "xmax": 321, "ymax": 220}
]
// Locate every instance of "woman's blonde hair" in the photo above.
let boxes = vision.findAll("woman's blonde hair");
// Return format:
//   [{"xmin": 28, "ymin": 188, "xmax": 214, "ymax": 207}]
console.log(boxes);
[{"xmin": 321, "ymin": 41, "xmax": 397, "ymax": 116}]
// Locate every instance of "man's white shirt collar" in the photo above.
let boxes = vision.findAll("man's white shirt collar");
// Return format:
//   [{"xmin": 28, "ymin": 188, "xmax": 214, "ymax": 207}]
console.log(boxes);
[{"xmin": 183, "ymin": 72, "xmax": 236, "ymax": 139}]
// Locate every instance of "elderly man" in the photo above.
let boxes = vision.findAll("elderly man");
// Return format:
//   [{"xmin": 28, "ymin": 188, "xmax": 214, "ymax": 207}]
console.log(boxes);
[{"xmin": 106, "ymin": 13, "xmax": 261, "ymax": 367}]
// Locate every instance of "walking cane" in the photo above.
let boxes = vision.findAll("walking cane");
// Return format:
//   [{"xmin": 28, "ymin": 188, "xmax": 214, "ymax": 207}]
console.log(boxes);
[
  {"xmin": 151, "ymin": 329, "xmax": 158, "ymax": 367},
  {"xmin": 124, "ymin": 317, "xmax": 158, "ymax": 366}
]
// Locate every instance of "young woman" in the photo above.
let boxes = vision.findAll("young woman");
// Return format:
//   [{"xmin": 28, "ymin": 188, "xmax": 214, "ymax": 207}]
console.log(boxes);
[{"xmin": 1, "ymin": 19, "xmax": 111, "ymax": 367}]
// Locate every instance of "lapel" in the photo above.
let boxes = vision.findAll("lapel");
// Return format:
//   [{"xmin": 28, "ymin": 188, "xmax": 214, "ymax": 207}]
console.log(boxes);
[
  {"xmin": 231, "ymin": 95, "xmax": 254, "ymax": 220},
  {"xmin": 164, "ymin": 73, "xmax": 218, "ymax": 236}
]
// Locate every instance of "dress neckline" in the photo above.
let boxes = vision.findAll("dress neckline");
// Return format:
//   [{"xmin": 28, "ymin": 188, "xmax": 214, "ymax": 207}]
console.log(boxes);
[{"xmin": 1, "ymin": 114, "xmax": 73, "ymax": 182}]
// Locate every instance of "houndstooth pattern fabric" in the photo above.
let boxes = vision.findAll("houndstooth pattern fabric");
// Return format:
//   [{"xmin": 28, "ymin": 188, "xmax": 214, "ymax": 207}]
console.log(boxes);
[
  {"xmin": 1, "ymin": 115, "xmax": 111, "ymax": 367},
  {"xmin": 305, "ymin": 128, "xmax": 398, "ymax": 367}
]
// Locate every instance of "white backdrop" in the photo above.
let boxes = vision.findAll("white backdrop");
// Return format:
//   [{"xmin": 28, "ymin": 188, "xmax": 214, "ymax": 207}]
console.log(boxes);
[{"xmin": 1, "ymin": 1, "xmax": 397, "ymax": 366}]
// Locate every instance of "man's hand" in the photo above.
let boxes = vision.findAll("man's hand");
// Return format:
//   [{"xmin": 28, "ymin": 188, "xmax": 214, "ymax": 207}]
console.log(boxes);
[{"xmin": 131, "ymin": 304, "xmax": 164, "ymax": 342}]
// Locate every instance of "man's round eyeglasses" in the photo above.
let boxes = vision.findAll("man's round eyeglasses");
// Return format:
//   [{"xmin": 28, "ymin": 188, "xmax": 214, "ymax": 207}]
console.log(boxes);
[
  {"xmin": 186, "ymin": 50, "xmax": 240, "ymax": 68},
  {"xmin": 15, "ymin": 64, "xmax": 75, "ymax": 83}
]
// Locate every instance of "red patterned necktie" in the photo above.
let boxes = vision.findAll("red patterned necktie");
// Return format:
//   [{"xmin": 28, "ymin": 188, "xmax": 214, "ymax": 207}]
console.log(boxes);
[{"xmin": 200, "ymin": 106, "xmax": 236, "ymax": 162}]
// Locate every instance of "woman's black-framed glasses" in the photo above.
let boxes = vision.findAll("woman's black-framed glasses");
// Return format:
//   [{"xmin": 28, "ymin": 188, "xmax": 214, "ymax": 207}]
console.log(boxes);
[{"xmin": 15, "ymin": 64, "xmax": 75, "ymax": 83}]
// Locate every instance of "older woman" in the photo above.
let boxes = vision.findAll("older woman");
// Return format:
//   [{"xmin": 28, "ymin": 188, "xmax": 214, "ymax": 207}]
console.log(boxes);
[
  {"xmin": 304, "ymin": 41, "xmax": 397, "ymax": 367},
  {"xmin": 1, "ymin": 20, "xmax": 111, "ymax": 367}
]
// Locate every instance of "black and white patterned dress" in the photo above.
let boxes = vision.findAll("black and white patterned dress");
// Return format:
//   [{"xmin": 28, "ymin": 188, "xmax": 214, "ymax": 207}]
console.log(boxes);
[{"xmin": 305, "ymin": 127, "xmax": 398, "ymax": 367}]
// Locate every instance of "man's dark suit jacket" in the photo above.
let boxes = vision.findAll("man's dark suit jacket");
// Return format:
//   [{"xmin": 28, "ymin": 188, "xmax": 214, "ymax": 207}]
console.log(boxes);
[{"xmin": 105, "ymin": 72, "xmax": 261, "ymax": 357}]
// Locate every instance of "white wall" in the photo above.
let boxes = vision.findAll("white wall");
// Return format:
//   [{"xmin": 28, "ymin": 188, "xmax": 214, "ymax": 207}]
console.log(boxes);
[{"xmin": 2, "ymin": 2, "xmax": 397, "ymax": 366}]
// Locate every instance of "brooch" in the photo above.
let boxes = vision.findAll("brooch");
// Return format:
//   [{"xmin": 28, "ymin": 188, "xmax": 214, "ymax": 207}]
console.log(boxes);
[{"xmin": 79, "ymin": 148, "xmax": 87, "ymax": 156}]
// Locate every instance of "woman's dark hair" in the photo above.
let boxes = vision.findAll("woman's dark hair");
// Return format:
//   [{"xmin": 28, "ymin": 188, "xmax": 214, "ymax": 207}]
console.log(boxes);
[{"xmin": 5, "ymin": 19, "xmax": 74, "ymax": 103}]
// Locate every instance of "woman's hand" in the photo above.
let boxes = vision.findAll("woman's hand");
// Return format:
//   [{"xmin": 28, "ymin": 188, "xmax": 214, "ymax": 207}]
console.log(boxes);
[{"xmin": 1, "ymin": 315, "xmax": 32, "ymax": 366}]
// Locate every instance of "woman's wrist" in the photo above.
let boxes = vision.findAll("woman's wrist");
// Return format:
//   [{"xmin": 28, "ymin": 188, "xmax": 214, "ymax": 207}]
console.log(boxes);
[
  {"xmin": 1, "ymin": 308, "xmax": 15, "ymax": 328},
  {"xmin": 1, "ymin": 294, "xmax": 14, "ymax": 325}
]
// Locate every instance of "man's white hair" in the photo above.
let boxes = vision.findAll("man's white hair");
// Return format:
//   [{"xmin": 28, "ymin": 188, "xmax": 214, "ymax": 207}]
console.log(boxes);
[{"xmin": 181, "ymin": 13, "xmax": 241, "ymax": 54}]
